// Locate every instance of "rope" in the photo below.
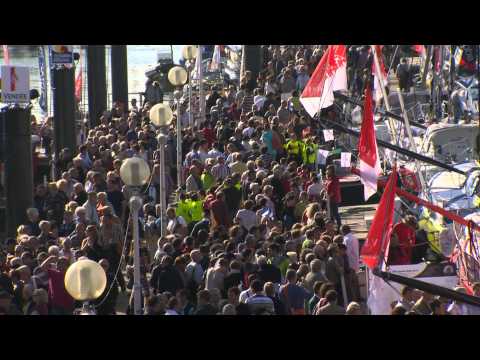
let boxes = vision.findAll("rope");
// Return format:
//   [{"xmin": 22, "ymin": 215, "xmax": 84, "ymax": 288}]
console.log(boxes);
[{"xmin": 93, "ymin": 212, "xmax": 131, "ymax": 309}]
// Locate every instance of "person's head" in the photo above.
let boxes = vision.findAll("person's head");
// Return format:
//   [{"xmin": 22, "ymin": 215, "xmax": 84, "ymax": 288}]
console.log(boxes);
[
  {"xmin": 87, "ymin": 191, "xmax": 97, "ymax": 204},
  {"xmin": 250, "ymin": 279, "xmax": 264, "ymax": 294},
  {"xmin": 401, "ymin": 286, "xmax": 415, "ymax": 302},
  {"xmin": 430, "ymin": 299, "xmax": 446, "ymax": 315},
  {"xmin": 197, "ymin": 289, "xmax": 211, "ymax": 306},
  {"xmin": 346, "ymin": 302, "xmax": 362, "ymax": 315},
  {"xmin": 263, "ymin": 282, "xmax": 276, "ymax": 298},
  {"xmin": 340, "ymin": 225, "xmax": 351, "ymax": 236},
  {"xmin": 227, "ymin": 287, "xmax": 240, "ymax": 306},
  {"xmin": 222, "ymin": 303, "xmax": 236, "ymax": 315},
  {"xmin": 325, "ymin": 220, "xmax": 335, "ymax": 233},
  {"xmin": 310, "ymin": 259, "xmax": 323, "ymax": 273},
  {"xmin": 391, "ymin": 306, "xmax": 407, "ymax": 315},
  {"xmin": 166, "ymin": 207, "xmax": 176, "ymax": 219},
  {"xmin": 404, "ymin": 215, "xmax": 418, "ymax": 230},
  {"xmin": 190, "ymin": 249, "xmax": 202, "ymax": 263},
  {"xmin": 285, "ymin": 269, "xmax": 297, "ymax": 284},
  {"xmin": 32, "ymin": 288, "xmax": 49, "ymax": 305},
  {"xmin": 326, "ymin": 164, "xmax": 335, "ymax": 178},
  {"xmin": 26, "ymin": 208, "xmax": 39, "ymax": 223},
  {"xmin": 472, "ymin": 282, "xmax": 480, "ymax": 297},
  {"xmin": 325, "ymin": 289, "xmax": 338, "ymax": 304}
]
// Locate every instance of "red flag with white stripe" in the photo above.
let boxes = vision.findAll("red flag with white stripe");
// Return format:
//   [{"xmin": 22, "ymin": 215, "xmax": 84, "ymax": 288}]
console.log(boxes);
[
  {"xmin": 300, "ymin": 45, "xmax": 347, "ymax": 117},
  {"xmin": 358, "ymin": 84, "xmax": 382, "ymax": 201},
  {"xmin": 75, "ymin": 50, "xmax": 83, "ymax": 101},
  {"xmin": 361, "ymin": 167, "xmax": 397, "ymax": 269},
  {"xmin": 2, "ymin": 45, "xmax": 10, "ymax": 65},
  {"xmin": 371, "ymin": 45, "xmax": 387, "ymax": 103}
]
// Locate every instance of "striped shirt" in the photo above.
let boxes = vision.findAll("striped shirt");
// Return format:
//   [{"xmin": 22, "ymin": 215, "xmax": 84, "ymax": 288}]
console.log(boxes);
[
  {"xmin": 211, "ymin": 163, "xmax": 230, "ymax": 182},
  {"xmin": 241, "ymin": 95, "xmax": 254, "ymax": 114},
  {"xmin": 245, "ymin": 294, "xmax": 275, "ymax": 314}
]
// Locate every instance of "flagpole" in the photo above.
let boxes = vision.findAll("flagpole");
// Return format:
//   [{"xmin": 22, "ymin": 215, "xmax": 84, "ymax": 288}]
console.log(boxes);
[
  {"xmin": 395, "ymin": 83, "xmax": 427, "ymax": 190},
  {"xmin": 371, "ymin": 45, "xmax": 398, "ymax": 146},
  {"xmin": 198, "ymin": 45, "xmax": 205, "ymax": 128}
]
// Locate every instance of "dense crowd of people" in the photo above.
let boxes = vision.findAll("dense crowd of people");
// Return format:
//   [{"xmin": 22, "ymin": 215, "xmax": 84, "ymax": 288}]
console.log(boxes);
[{"xmin": 1, "ymin": 45, "xmax": 478, "ymax": 316}]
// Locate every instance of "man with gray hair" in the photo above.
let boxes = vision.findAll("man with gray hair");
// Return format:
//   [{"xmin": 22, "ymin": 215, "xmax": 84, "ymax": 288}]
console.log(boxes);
[
  {"xmin": 25, "ymin": 208, "xmax": 41, "ymax": 236},
  {"xmin": 185, "ymin": 250, "xmax": 204, "ymax": 294}
]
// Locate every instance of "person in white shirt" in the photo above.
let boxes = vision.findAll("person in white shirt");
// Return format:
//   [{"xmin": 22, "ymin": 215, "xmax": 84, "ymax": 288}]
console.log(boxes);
[
  {"xmin": 341, "ymin": 225, "xmax": 360, "ymax": 273},
  {"xmin": 166, "ymin": 207, "xmax": 188, "ymax": 236},
  {"xmin": 83, "ymin": 192, "xmax": 99, "ymax": 225},
  {"xmin": 235, "ymin": 200, "xmax": 258, "ymax": 232},
  {"xmin": 242, "ymin": 118, "xmax": 256, "ymax": 139},
  {"xmin": 207, "ymin": 143, "xmax": 225, "ymax": 160},
  {"xmin": 253, "ymin": 88, "xmax": 266, "ymax": 111},
  {"xmin": 307, "ymin": 176, "xmax": 323, "ymax": 200}
]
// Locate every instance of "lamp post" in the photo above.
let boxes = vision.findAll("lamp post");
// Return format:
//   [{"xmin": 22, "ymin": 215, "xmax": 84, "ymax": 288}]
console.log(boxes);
[
  {"xmin": 119, "ymin": 156, "xmax": 151, "ymax": 315},
  {"xmin": 150, "ymin": 103, "xmax": 173, "ymax": 237},
  {"xmin": 64, "ymin": 258, "xmax": 107, "ymax": 315},
  {"xmin": 167, "ymin": 66, "xmax": 188, "ymax": 189},
  {"xmin": 182, "ymin": 45, "xmax": 198, "ymax": 129}
]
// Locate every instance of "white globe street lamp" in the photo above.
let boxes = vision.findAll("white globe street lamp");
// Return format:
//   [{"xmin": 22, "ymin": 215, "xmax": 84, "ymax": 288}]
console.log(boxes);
[
  {"xmin": 119, "ymin": 156, "xmax": 151, "ymax": 315},
  {"xmin": 183, "ymin": 46, "xmax": 198, "ymax": 129},
  {"xmin": 64, "ymin": 259, "xmax": 107, "ymax": 315},
  {"xmin": 149, "ymin": 103, "xmax": 173, "ymax": 128},
  {"xmin": 167, "ymin": 66, "xmax": 188, "ymax": 190}
]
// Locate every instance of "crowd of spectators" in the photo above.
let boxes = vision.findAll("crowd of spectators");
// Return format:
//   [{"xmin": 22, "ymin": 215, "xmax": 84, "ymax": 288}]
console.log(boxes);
[{"xmin": 0, "ymin": 45, "xmax": 477, "ymax": 315}]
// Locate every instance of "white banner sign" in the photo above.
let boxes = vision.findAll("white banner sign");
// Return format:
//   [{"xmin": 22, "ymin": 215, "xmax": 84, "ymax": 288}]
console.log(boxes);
[
  {"xmin": 323, "ymin": 129, "xmax": 334, "ymax": 142},
  {"xmin": 317, "ymin": 149, "xmax": 330, "ymax": 165},
  {"xmin": 340, "ymin": 152, "xmax": 351, "ymax": 167},
  {"xmin": 1, "ymin": 65, "xmax": 30, "ymax": 103}
]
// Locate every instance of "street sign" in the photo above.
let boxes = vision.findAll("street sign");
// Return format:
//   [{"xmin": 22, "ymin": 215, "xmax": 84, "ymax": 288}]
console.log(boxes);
[
  {"xmin": 1, "ymin": 65, "xmax": 30, "ymax": 103},
  {"xmin": 50, "ymin": 45, "xmax": 74, "ymax": 67}
]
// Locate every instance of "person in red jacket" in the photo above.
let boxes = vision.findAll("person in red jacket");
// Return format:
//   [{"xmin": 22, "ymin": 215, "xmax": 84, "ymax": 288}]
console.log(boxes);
[
  {"xmin": 388, "ymin": 215, "xmax": 417, "ymax": 265},
  {"xmin": 324, "ymin": 165, "xmax": 342, "ymax": 227},
  {"xmin": 210, "ymin": 191, "xmax": 231, "ymax": 229}
]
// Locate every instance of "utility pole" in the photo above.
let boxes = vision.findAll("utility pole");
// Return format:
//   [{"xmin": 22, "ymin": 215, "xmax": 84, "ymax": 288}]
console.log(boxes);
[
  {"xmin": 111, "ymin": 45, "xmax": 129, "ymax": 110},
  {"xmin": 3, "ymin": 105, "xmax": 33, "ymax": 237},
  {"xmin": 87, "ymin": 45, "xmax": 107, "ymax": 127},
  {"xmin": 52, "ymin": 67, "xmax": 76, "ymax": 160}
]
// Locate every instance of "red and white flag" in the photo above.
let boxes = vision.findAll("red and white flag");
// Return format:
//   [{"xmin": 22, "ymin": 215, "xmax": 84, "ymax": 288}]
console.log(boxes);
[
  {"xmin": 300, "ymin": 45, "xmax": 347, "ymax": 117},
  {"xmin": 2, "ymin": 45, "xmax": 10, "ymax": 65},
  {"xmin": 75, "ymin": 50, "xmax": 83, "ymax": 101},
  {"xmin": 209, "ymin": 45, "xmax": 221, "ymax": 71},
  {"xmin": 361, "ymin": 167, "xmax": 398, "ymax": 269},
  {"xmin": 371, "ymin": 45, "xmax": 388, "ymax": 103},
  {"xmin": 358, "ymin": 84, "xmax": 382, "ymax": 201},
  {"xmin": 413, "ymin": 44, "xmax": 425, "ymax": 56}
]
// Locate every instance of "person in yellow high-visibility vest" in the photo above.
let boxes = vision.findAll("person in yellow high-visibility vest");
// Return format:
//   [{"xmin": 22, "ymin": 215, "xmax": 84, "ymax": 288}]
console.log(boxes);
[
  {"xmin": 188, "ymin": 192, "xmax": 204, "ymax": 233},
  {"xmin": 176, "ymin": 192, "xmax": 192, "ymax": 225},
  {"xmin": 284, "ymin": 133, "xmax": 304, "ymax": 164},
  {"xmin": 417, "ymin": 209, "xmax": 443, "ymax": 255},
  {"xmin": 302, "ymin": 137, "xmax": 318, "ymax": 171}
]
